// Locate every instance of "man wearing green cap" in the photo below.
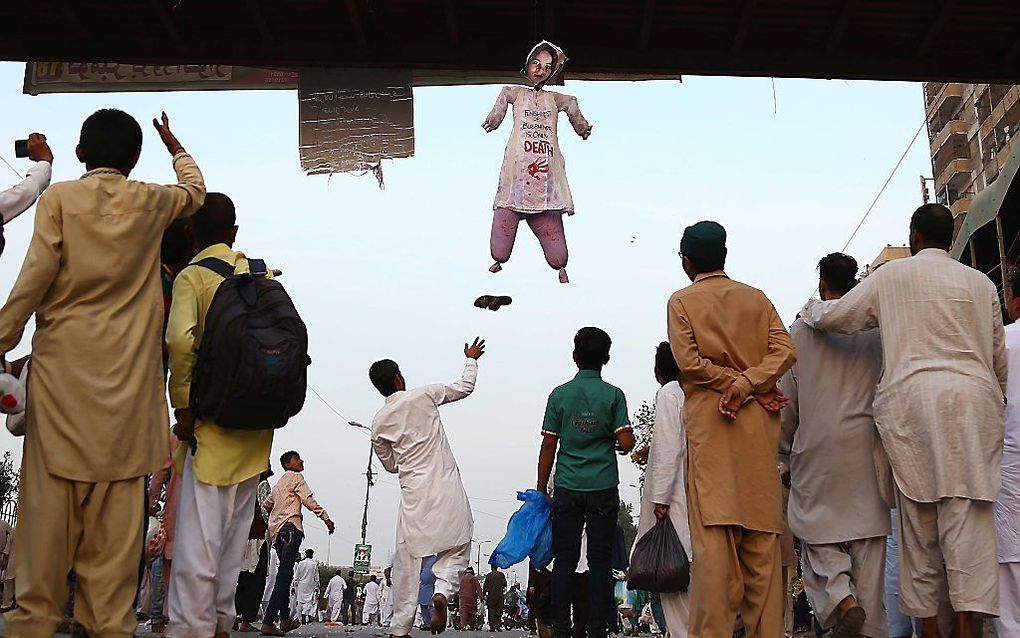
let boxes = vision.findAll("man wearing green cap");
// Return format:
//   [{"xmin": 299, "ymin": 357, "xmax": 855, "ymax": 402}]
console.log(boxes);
[{"xmin": 666, "ymin": 220, "xmax": 796, "ymax": 638}]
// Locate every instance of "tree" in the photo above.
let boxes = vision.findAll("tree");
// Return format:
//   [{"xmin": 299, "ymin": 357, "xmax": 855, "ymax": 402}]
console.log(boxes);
[
  {"xmin": 617, "ymin": 499, "xmax": 638, "ymax": 555},
  {"xmin": 630, "ymin": 401, "xmax": 655, "ymax": 485},
  {"xmin": 0, "ymin": 451, "xmax": 18, "ymax": 508}
]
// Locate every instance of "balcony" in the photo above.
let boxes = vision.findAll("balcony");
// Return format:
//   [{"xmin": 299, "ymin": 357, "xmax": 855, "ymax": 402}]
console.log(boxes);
[
  {"xmin": 950, "ymin": 195, "xmax": 972, "ymax": 217},
  {"xmin": 930, "ymin": 119, "xmax": 969, "ymax": 155},
  {"xmin": 926, "ymin": 83, "xmax": 966, "ymax": 119},
  {"xmin": 984, "ymin": 159, "xmax": 1000, "ymax": 184},
  {"xmin": 936, "ymin": 157, "xmax": 973, "ymax": 192}
]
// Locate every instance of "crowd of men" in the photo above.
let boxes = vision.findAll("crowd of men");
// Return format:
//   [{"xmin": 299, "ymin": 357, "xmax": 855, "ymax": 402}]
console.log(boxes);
[{"xmin": 0, "ymin": 107, "xmax": 1016, "ymax": 638}]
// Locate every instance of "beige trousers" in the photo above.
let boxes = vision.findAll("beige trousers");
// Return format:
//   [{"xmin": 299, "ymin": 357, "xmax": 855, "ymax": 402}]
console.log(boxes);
[
  {"xmin": 5, "ymin": 432, "xmax": 144, "ymax": 638},
  {"xmin": 895, "ymin": 490, "xmax": 998, "ymax": 617},
  {"xmin": 801, "ymin": 538, "xmax": 888, "ymax": 637},
  {"xmin": 687, "ymin": 488, "xmax": 783, "ymax": 638}
]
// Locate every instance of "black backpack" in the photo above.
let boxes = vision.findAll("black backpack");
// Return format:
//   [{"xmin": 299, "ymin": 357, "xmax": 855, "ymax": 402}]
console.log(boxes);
[{"xmin": 189, "ymin": 257, "xmax": 309, "ymax": 430}]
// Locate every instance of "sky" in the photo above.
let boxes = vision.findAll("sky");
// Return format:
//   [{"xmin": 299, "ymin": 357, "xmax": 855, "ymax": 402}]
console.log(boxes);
[{"xmin": 0, "ymin": 62, "xmax": 934, "ymax": 583}]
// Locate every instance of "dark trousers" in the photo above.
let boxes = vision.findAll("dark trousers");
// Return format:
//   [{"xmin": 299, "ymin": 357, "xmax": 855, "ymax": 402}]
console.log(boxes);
[
  {"xmin": 263, "ymin": 523, "xmax": 303, "ymax": 624},
  {"xmin": 341, "ymin": 598, "xmax": 356, "ymax": 624},
  {"xmin": 235, "ymin": 541, "xmax": 269, "ymax": 623},
  {"xmin": 487, "ymin": 604, "xmax": 502, "ymax": 631},
  {"xmin": 570, "ymin": 572, "xmax": 589, "ymax": 638},
  {"xmin": 551, "ymin": 487, "xmax": 618, "ymax": 638}
]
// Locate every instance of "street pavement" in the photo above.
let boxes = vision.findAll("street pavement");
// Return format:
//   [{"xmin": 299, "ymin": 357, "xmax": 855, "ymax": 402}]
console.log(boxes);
[{"xmin": 0, "ymin": 618, "xmax": 821, "ymax": 637}]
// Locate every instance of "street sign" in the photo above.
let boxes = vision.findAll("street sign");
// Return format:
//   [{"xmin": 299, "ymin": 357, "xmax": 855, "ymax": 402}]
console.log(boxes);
[{"xmin": 354, "ymin": 543, "xmax": 372, "ymax": 573}]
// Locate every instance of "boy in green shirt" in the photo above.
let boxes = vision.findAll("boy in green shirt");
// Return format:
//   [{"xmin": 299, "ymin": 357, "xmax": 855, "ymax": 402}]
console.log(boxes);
[{"xmin": 537, "ymin": 327, "xmax": 635, "ymax": 638}]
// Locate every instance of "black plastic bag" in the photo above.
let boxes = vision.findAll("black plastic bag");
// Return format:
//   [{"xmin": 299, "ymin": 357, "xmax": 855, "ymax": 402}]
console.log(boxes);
[{"xmin": 627, "ymin": 517, "xmax": 690, "ymax": 593}]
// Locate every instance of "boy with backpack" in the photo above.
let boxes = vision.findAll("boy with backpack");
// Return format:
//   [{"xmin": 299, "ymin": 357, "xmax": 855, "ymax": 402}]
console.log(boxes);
[
  {"xmin": 536, "ymin": 327, "xmax": 635, "ymax": 638},
  {"xmin": 165, "ymin": 193, "xmax": 308, "ymax": 638}
]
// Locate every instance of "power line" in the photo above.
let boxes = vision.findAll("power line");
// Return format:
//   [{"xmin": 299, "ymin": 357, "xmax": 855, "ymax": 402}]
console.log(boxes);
[
  {"xmin": 841, "ymin": 119, "xmax": 927, "ymax": 252},
  {"xmin": 306, "ymin": 382, "xmax": 364, "ymax": 430},
  {"xmin": 0, "ymin": 155, "xmax": 23, "ymax": 181}
]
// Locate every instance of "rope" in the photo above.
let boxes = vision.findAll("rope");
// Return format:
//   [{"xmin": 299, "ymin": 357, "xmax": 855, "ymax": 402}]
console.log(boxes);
[{"xmin": 841, "ymin": 119, "xmax": 927, "ymax": 252}]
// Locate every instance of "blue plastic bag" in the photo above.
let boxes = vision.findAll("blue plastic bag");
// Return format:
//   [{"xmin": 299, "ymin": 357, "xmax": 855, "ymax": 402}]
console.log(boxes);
[{"xmin": 489, "ymin": 489, "xmax": 553, "ymax": 570}]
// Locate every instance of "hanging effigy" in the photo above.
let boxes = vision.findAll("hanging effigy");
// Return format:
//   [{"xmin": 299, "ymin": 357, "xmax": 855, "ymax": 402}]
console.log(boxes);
[{"xmin": 482, "ymin": 41, "xmax": 592, "ymax": 284}]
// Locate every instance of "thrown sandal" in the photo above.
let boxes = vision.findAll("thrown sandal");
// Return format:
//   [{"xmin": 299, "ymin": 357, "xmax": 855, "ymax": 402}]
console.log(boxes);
[{"xmin": 473, "ymin": 295, "xmax": 513, "ymax": 311}]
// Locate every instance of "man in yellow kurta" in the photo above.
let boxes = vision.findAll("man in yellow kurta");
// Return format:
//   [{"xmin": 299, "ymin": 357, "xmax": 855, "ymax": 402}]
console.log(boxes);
[
  {"xmin": 165, "ymin": 193, "xmax": 274, "ymax": 638},
  {"xmin": 666, "ymin": 221, "xmax": 796, "ymax": 638},
  {"xmin": 0, "ymin": 110, "xmax": 205, "ymax": 638}
]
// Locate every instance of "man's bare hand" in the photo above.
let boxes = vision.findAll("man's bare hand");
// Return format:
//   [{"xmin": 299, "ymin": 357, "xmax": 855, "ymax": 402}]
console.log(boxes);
[
  {"xmin": 754, "ymin": 388, "xmax": 790, "ymax": 413},
  {"xmin": 153, "ymin": 112, "xmax": 185, "ymax": 156},
  {"xmin": 653, "ymin": 503, "xmax": 669, "ymax": 520},
  {"xmin": 464, "ymin": 337, "xmax": 486, "ymax": 360},
  {"xmin": 718, "ymin": 384, "xmax": 743, "ymax": 419},
  {"xmin": 325, "ymin": 519, "xmax": 336, "ymax": 534},
  {"xmin": 632, "ymin": 446, "xmax": 650, "ymax": 465},
  {"xmin": 173, "ymin": 408, "xmax": 195, "ymax": 442},
  {"xmin": 26, "ymin": 133, "xmax": 53, "ymax": 164}
]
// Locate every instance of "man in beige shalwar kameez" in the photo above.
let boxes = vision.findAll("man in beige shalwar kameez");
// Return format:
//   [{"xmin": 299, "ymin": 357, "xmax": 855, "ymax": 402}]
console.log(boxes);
[
  {"xmin": 667, "ymin": 221, "xmax": 796, "ymax": 638},
  {"xmin": 0, "ymin": 109, "xmax": 205, "ymax": 638},
  {"xmin": 800, "ymin": 205, "xmax": 1007, "ymax": 638}
]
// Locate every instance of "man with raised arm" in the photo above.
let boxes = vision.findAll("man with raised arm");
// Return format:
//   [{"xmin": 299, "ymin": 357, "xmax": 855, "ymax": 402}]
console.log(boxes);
[
  {"xmin": 369, "ymin": 337, "xmax": 486, "ymax": 637},
  {"xmin": 0, "ymin": 110, "xmax": 204, "ymax": 638}
]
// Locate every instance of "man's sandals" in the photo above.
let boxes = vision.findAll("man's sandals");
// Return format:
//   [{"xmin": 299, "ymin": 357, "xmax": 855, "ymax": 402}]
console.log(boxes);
[
  {"xmin": 474, "ymin": 295, "xmax": 513, "ymax": 312},
  {"xmin": 831, "ymin": 605, "xmax": 867, "ymax": 638},
  {"xmin": 260, "ymin": 617, "xmax": 301, "ymax": 636},
  {"xmin": 430, "ymin": 593, "xmax": 449, "ymax": 634}
]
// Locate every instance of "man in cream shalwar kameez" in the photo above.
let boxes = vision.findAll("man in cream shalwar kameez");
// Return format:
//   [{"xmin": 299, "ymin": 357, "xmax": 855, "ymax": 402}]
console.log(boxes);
[
  {"xmin": 369, "ymin": 338, "xmax": 485, "ymax": 636},
  {"xmin": 800, "ymin": 205, "xmax": 1006, "ymax": 638},
  {"xmin": 635, "ymin": 342, "xmax": 692, "ymax": 638},
  {"xmin": 0, "ymin": 111, "xmax": 204, "ymax": 638},
  {"xmin": 667, "ymin": 221, "xmax": 796, "ymax": 638},
  {"xmin": 996, "ymin": 271, "xmax": 1020, "ymax": 638},
  {"xmin": 779, "ymin": 253, "xmax": 890, "ymax": 638}
]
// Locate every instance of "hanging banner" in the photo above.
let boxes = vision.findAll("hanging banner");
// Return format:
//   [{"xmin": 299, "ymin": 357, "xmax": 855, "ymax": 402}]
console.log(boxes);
[
  {"xmin": 298, "ymin": 68, "xmax": 414, "ymax": 176},
  {"xmin": 23, "ymin": 62, "xmax": 298, "ymax": 95},
  {"xmin": 354, "ymin": 543, "xmax": 372, "ymax": 573}
]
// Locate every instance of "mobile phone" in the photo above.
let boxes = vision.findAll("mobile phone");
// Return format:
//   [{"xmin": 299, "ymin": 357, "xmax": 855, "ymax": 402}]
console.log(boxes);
[{"xmin": 14, "ymin": 140, "xmax": 28, "ymax": 158}]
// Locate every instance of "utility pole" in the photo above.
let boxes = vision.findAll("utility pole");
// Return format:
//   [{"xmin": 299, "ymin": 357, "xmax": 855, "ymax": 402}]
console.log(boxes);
[
  {"xmin": 360, "ymin": 441, "xmax": 374, "ymax": 543},
  {"xmin": 472, "ymin": 539, "xmax": 492, "ymax": 574},
  {"xmin": 350, "ymin": 421, "xmax": 375, "ymax": 544}
]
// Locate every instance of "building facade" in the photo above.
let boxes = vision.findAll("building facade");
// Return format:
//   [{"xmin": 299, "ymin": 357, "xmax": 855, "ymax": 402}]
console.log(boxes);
[
  {"xmin": 925, "ymin": 83, "xmax": 1020, "ymax": 298},
  {"xmin": 925, "ymin": 83, "xmax": 1020, "ymax": 224}
]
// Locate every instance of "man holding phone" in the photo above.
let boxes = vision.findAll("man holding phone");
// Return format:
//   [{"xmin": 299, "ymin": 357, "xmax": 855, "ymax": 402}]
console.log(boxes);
[{"xmin": 1, "ymin": 133, "xmax": 52, "ymax": 258}]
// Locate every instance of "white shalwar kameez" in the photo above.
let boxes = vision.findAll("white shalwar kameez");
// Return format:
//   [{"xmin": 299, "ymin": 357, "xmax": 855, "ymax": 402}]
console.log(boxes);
[
  {"xmin": 371, "ymin": 359, "xmax": 478, "ymax": 637},
  {"xmin": 261, "ymin": 547, "xmax": 278, "ymax": 617},
  {"xmin": 293, "ymin": 557, "xmax": 320, "ymax": 617},
  {"xmin": 363, "ymin": 580, "xmax": 382, "ymax": 623},
  {"xmin": 635, "ymin": 381, "xmax": 692, "ymax": 638},
  {"xmin": 998, "ymin": 322, "xmax": 1020, "ymax": 638},
  {"xmin": 382, "ymin": 579, "xmax": 394, "ymax": 626},
  {"xmin": 325, "ymin": 574, "xmax": 346, "ymax": 623}
]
